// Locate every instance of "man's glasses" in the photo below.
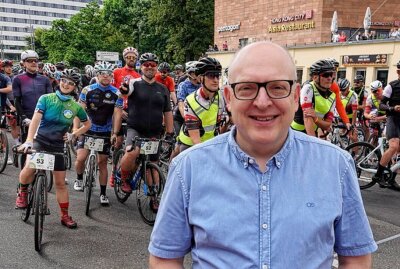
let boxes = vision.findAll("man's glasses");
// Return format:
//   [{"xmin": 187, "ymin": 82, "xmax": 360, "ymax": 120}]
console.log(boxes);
[
  {"xmin": 25, "ymin": 59, "xmax": 38, "ymax": 63},
  {"xmin": 125, "ymin": 56, "xmax": 136, "ymax": 60},
  {"xmin": 142, "ymin": 62, "xmax": 157, "ymax": 68},
  {"xmin": 353, "ymin": 80, "xmax": 363, "ymax": 83},
  {"xmin": 61, "ymin": 78, "xmax": 76, "ymax": 86},
  {"xmin": 98, "ymin": 71, "xmax": 113, "ymax": 76},
  {"xmin": 205, "ymin": 72, "xmax": 221, "ymax": 80},
  {"xmin": 230, "ymin": 80, "xmax": 295, "ymax": 100},
  {"xmin": 320, "ymin": 72, "xmax": 334, "ymax": 78}
]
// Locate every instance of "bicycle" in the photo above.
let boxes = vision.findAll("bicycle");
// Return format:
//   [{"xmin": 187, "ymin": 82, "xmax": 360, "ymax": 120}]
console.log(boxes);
[
  {"xmin": 13, "ymin": 146, "xmax": 63, "ymax": 252},
  {"xmin": 0, "ymin": 111, "xmax": 12, "ymax": 173},
  {"xmin": 81, "ymin": 134, "xmax": 107, "ymax": 216},
  {"xmin": 326, "ymin": 121, "xmax": 351, "ymax": 149},
  {"xmin": 113, "ymin": 137, "xmax": 166, "ymax": 226},
  {"xmin": 345, "ymin": 137, "xmax": 400, "ymax": 190}
]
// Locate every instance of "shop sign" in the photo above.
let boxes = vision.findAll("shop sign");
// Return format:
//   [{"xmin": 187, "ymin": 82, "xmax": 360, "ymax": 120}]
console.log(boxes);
[
  {"xmin": 270, "ymin": 10, "xmax": 313, "ymax": 24},
  {"xmin": 342, "ymin": 54, "xmax": 388, "ymax": 66},
  {"xmin": 370, "ymin": 21, "xmax": 394, "ymax": 26},
  {"xmin": 268, "ymin": 21, "xmax": 315, "ymax": 33},
  {"xmin": 217, "ymin": 22, "xmax": 241, "ymax": 33}
]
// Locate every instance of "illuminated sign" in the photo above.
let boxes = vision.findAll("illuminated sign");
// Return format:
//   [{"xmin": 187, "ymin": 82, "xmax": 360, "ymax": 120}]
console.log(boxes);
[
  {"xmin": 268, "ymin": 21, "xmax": 315, "ymax": 33},
  {"xmin": 217, "ymin": 22, "xmax": 241, "ymax": 33},
  {"xmin": 342, "ymin": 54, "xmax": 388, "ymax": 66},
  {"xmin": 270, "ymin": 10, "xmax": 313, "ymax": 24}
]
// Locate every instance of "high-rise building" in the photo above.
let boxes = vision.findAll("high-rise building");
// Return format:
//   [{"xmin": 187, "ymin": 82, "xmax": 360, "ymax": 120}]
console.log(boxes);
[{"xmin": 0, "ymin": 0, "xmax": 102, "ymax": 60}]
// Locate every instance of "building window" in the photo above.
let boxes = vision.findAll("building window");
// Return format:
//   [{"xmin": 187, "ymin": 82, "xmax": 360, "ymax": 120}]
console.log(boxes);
[
  {"xmin": 376, "ymin": 69, "xmax": 388, "ymax": 87},
  {"xmin": 337, "ymin": 69, "xmax": 346, "ymax": 80},
  {"xmin": 238, "ymin": 38, "xmax": 248, "ymax": 49},
  {"xmin": 296, "ymin": 69, "xmax": 303, "ymax": 84},
  {"xmin": 355, "ymin": 69, "xmax": 366, "ymax": 79}
]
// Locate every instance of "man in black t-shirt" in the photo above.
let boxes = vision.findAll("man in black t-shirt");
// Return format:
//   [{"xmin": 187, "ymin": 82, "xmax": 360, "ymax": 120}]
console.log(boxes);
[{"xmin": 118, "ymin": 53, "xmax": 174, "ymax": 202}]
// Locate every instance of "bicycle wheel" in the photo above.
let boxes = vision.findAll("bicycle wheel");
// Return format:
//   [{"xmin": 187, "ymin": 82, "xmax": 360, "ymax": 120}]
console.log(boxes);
[
  {"xmin": 65, "ymin": 145, "xmax": 72, "ymax": 170},
  {"xmin": 0, "ymin": 130, "xmax": 9, "ymax": 174},
  {"xmin": 34, "ymin": 174, "xmax": 46, "ymax": 252},
  {"xmin": 84, "ymin": 155, "xmax": 95, "ymax": 216},
  {"xmin": 21, "ymin": 184, "xmax": 34, "ymax": 222},
  {"xmin": 113, "ymin": 149, "xmax": 130, "ymax": 203},
  {"xmin": 345, "ymin": 142, "xmax": 381, "ymax": 189},
  {"xmin": 69, "ymin": 139, "xmax": 77, "ymax": 157},
  {"xmin": 136, "ymin": 162, "xmax": 166, "ymax": 226}
]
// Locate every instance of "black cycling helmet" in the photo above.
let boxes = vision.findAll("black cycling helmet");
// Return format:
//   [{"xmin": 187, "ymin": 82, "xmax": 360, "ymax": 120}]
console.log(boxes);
[
  {"xmin": 195, "ymin": 57, "xmax": 222, "ymax": 76},
  {"xmin": 326, "ymin": 57, "xmax": 339, "ymax": 68},
  {"xmin": 55, "ymin": 61, "xmax": 66, "ymax": 71},
  {"xmin": 139, "ymin": 53, "xmax": 159, "ymax": 64},
  {"xmin": 174, "ymin": 64, "xmax": 184, "ymax": 71},
  {"xmin": 158, "ymin": 62, "xmax": 171, "ymax": 72},
  {"xmin": 61, "ymin": 69, "xmax": 81, "ymax": 84},
  {"xmin": 354, "ymin": 75, "xmax": 364, "ymax": 82},
  {"xmin": 309, "ymin": 59, "xmax": 335, "ymax": 75},
  {"xmin": 338, "ymin": 78, "xmax": 350, "ymax": 91},
  {"xmin": 397, "ymin": 60, "xmax": 400, "ymax": 69}
]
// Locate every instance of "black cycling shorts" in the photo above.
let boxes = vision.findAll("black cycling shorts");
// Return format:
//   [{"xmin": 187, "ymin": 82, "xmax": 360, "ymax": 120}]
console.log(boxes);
[
  {"xmin": 32, "ymin": 141, "xmax": 65, "ymax": 171},
  {"xmin": 77, "ymin": 131, "xmax": 111, "ymax": 155},
  {"xmin": 385, "ymin": 116, "xmax": 400, "ymax": 140}
]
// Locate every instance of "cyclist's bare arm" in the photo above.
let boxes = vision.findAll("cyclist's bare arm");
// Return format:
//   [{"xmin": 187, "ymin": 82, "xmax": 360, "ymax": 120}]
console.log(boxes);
[
  {"xmin": 149, "ymin": 255, "xmax": 184, "ymax": 269},
  {"xmin": 0, "ymin": 84, "xmax": 11, "ymax": 94},
  {"xmin": 164, "ymin": 111, "xmax": 174, "ymax": 134},
  {"xmin": 188, "ymin": 129, "xmax": 201, "ymax": 144},
  {"xmin": 338, "ymin": 254, "xmax": 371, "ymax": 269}
]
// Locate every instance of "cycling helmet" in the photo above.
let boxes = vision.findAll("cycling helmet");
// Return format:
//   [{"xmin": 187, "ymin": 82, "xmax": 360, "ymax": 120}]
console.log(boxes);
[
  {"xmin": 370, "ymin": 80, "xmax": 382, "ymax": 92},
  {"xmin": 185, "ymin": 61, "xmax": 199, "ymax": 73},
  {"xmin": 61, "ymin": 69, "xmax": 81, "ymax": 84},
  {"xmin": 55, "ymin": 62, "xmax": 66, "ymax": 71},
  {"xmin": 84, "ymin": 65, "xmax": 95, "ymax": 77},
  {"xmin": 309, "ymin": 59, "xmax": 335, "ymax": 75},
  {"xmin": 354, "ymin": 75, "xmax": 364, "ymax": 82},
  {"xmin": 21, "ymin": 50, "xmax": 38, "ymax": 61},
  {"xmin": 38, "ymin": 62, "xmax": 44, "ymax": 68},
  {"xmin": 174, "ymin": 64, "xmax": 184, "ymax": 71},
  {"xmin": 338, "ymin": 78, "xmax": 350, "ymax": 91},
  {"xmin": 1, "ymin": 59, "xmax": 13, "ymax": 67},
  {"xmin": 326, "ymin": 57, "xmax": 339, "ymax": 68},
  {"xmin": 139, "ymin": 53, "xmax": 159, "ymax": 64},
  {"xmin": 123, "ymin": 47, "xmax": 138, "ymax": 58},
  {"xmin": 158, "ymin": 62, "xmax": 171, "ymax": 72},
  {"xmin": 12, "ymin": 65, "xmax": 21, "ymax": 75},
  {"xmin": 43, "ymin": 63, "xmax": 57, "ymax": 79},
  {"xmin": 94, "ymin": 61, "xmax": 115, "ymax": 73},
  {"xmin": 195, "ymin": 57, "xmax": 222, "ymax": 76},
  {"xmin": 397, "ymin": 60, "xmax": 400, "ymax": 69}
]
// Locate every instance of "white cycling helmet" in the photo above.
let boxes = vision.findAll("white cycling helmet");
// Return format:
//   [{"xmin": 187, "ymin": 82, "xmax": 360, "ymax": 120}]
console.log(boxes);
[
  {"xmin": 370, "ymin": 80, "xmax": 383, "ymax": 92},
  {"xmin": 21, "ymin": 50, "xmax": 38, "ymax": 61},
  {"xmin": 185, "ymin": 61, "xmax": 199, "ymax": 73},
  {"xmin": 94, "ymin": 61, "xmax": 115, "ymax": 73},
  {"xmin": 123, "ymin": 47, "xmax": 138, "ymax": 58}
]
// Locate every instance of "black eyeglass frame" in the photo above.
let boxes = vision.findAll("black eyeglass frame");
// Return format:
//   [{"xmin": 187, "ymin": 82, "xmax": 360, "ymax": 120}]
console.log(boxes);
[{"xmin": 230, "ymin": 80, "xmax": 295, "ymax": 100}]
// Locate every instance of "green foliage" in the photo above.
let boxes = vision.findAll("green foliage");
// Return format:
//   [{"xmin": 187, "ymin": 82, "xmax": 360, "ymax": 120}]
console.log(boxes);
[{"xmin": 35, "ymin": 0, "xmax": 214, "ymax": 68}]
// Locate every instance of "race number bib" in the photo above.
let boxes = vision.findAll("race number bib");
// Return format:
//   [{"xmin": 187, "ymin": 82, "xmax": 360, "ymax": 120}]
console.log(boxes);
[
  {"xmin": 28, "ymin": 153, "xmax": 55, "ymax": 171},
  {"xmin": 84, "ymin": 137, "xmax": 104, "ymax": 151},
  {"xmin": 140, "ymin": 141, "xmax": 159, "ymax": 155}
]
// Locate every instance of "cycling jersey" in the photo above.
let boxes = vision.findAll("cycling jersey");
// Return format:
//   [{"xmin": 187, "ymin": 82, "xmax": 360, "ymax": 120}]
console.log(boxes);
[
  {"xmin": 382, "ymin": 79, "xmax": 400, "ymax": 117},
  {"xmin": 79, "ymin": 83, "xmax": 123, "ymax": 133},
  {"xmin": 340, "ymin": 90, "xmax": 358, "ymax": 119},
  {"xmin": 365, "ymin": 94, "xmax": 385, "ymax": 116},
  {"xmin": 126, "ymin": 79, "xmax": 171, "ymax": 137},
  {"xmin": 112, "ymin": 66, "xmax": 140, "ymax": 88},
  {"xmin": 155, "ymin": 73, "xmax": 175, "ymax": 93},
  {"xmin": 0, "ymin": 73, "xmax": 12, "ymax": 108},
  {"xmin": 177, "ymin": 78, "xmax": 201, "ymax": 102},
  {"xmin": 35, "ymin": 92, "xmax": 88, "ymax": 149},
  {"xmin": 351, "ymin": 86, "xmax": 367, "ymax": 106},
  {"xmin": 12, "ymin": 72, "xmax": 53, "ymax": 119}
]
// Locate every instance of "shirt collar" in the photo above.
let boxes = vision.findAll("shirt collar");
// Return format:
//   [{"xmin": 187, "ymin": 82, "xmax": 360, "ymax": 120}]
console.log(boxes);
[{"xmin": 227, "ymin": 126, "xmax": 293, "ymax": 169}]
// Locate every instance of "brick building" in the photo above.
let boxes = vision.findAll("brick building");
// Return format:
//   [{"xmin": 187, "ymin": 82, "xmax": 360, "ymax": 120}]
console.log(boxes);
[{"xmin": 214, "ymin": 0, "xmax": 400, "ymax": 50}]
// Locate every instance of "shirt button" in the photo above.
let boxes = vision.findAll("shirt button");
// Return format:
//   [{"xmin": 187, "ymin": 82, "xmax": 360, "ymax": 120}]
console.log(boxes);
[
  {"xmin": 249, "ymin": 159, "xmax": 254, "ymax": 164},
  {"xmin": 276, "ymin": 161, "xmax": 281, "ymax": 166},
  {"xmin": 262, "ymin": 223, "xmax": 268, "ymax": 229},
  {"xmin": 262, "ymin": 185, "xmax": 267, "ymax": 191},
  {"xmin": 263, "ymin": 264, "xmax": 268, "ymax": 269}
]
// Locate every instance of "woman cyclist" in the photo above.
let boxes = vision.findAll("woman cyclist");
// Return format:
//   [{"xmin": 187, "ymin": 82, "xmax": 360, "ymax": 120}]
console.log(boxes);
[{"xmin": 15, "ymin": 69, "xmax": 91, "ymax": 229}]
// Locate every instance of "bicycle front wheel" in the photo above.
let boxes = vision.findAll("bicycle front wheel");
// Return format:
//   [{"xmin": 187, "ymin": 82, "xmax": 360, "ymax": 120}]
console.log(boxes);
[
  {"xmin": 84, "ymin": 155, "xmax": 95, "ymax": 216},
  {"xmin": 45, "ymin": 171, "xmax": 53, "ymax": 192},
  {"xmin": 0, "ymin": 130, "xmax": 9, "ymax": 173},
  {"xmin": 346, "ymin": 142, "xmax": 381, "ymax": 189},
  {"xmin": 34, "ymin": 174, "xmax": 46, "ymax": 252},
  {"xmin": 136, "ymin": 162, "xmax": 166, "ymax": 226},
  {"xmin": 21, "ymin": 184, "xmax": 34, "ymax": 222}
]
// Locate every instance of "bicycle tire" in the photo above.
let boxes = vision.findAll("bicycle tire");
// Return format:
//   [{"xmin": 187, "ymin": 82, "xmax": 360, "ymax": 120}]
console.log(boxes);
[
  {"xmin": 69, "ymin": 139, "xmax": 77, "ymax": 157},
  {"xmin": 367, "ymin": 133, "xmax": 378, "ymax": 147},
  {"xmin": 21, "ymin": 184, "xmax": 34, "ymax": 222},
  {"xmin": 345, "ymin": 142, "xmax": 381, "ymax": 189},
  {"xmin": 34, "ymin": 174, "xmax": 46, "ymax": 252},
  {"xmin": 136, "ymin": 162, "xmax": 166, "ymax": 226},
  {"xmin": 0, "ymin": 130, "xmax": 9, "ymax": 174},
  {"xmin": 65, "ymin": 145, "xmax": 72, "ymax": 170},
  {"xmin": 84, "ymin": 155, "xmax": 95, "ymax": 216},
  {"xmin": 113, "ymin": 149, "xmax": 130, "ymax": 203},
  {"xmin": 45, "ymin": 171, "xmax": 53, "ymax": 192}
]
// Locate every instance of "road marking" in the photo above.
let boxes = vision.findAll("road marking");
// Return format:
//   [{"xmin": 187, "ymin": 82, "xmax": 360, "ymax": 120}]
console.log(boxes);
[{"xmin": 332, "ymin": 233, "xmax": 400, "ymax": 268}]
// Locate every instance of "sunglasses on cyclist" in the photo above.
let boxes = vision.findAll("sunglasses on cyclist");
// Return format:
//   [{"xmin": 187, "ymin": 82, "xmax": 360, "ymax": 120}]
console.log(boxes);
[
  {"xmin": 25, "ymin": 58, "xmax": 38, "ymax": 63},
  {"xmin": 125, "ymin": 56, "xmax": 137, "ymax": 60},
  {"xmin": 320, "ymin": 72, "xmax": 334, "ymax": 78},
  {"xmin": 204, "ymin": 72, "xmax": 221, "ymax": 80},
  {"xmin": 61, "ymin": 78, "xmax": 76, "ymax": 86},
  {"xmin": 98, "ymin": 71, "xmax": 113, "ymax": 76},
  {"xmin": 142, "ymin": 62, "xmax": 157, "ymax": 68}
]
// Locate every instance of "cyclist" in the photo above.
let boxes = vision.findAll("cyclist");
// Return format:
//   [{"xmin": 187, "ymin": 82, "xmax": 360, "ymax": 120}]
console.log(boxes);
[
  {"xmin": 352, "ymin": 75, "xmax": 368, "ymax": 135},
  {"xmin": 372, "ymin": 61, "xmax": 400, "ymax": 190},
  {"xmin": 108, "ymin": 47, "xmax": 141, "ymax": 187},
  {"xmin": 43, "ymin": 63, "xmax": 59, "ymax": 91},
  {"xmin": 364, "ymin": 80, "xmax": 386, "ymax": 144},
  {"xmin": 173, "ymin": 64, "xmax": 184, "ymax": 89},
  {"xmin": 118, "ymin": 52, "xmax": 174, "ymax": 199},
  {"xmin": 177, "ymin": 57, "xmax": 226, "ymax": 153},
  {"xmin": 338, "ymin": 78, "xmax": 358, "ymax": 143},
  {"xmin": 15, "ymin": 69, "xmax": 90, "ymax": 228},
  {"xmin": 73, "ymin": 61, "xmax": 123, "ymax": 206},
  {"xmin": 155, "ymin": 62, "xmax": 177, "ymax": 106},
  {"xmin": 291, "ymin": 59, "xmax": 336, "ymax": 136},
  {"xmin": 82, "ymin": 65, "xmax": 95, "ymax": 88}
]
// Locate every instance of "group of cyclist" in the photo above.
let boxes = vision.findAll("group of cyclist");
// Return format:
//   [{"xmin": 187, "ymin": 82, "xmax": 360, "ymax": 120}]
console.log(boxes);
[{"xmin": 2, "ymin": 44, "xmax": 400, "ymax": 230}]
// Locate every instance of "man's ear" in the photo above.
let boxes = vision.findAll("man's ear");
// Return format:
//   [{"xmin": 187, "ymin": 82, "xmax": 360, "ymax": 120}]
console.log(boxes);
[{"xmin": 223, "ymin": 85, "xmax": 232, "ymax": 112}]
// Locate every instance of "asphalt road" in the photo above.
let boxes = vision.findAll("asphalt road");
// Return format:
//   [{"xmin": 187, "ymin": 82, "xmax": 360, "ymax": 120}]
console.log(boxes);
[{"xmin": 1, "ymin": 138, "xmax": 400, "ymax": 269}]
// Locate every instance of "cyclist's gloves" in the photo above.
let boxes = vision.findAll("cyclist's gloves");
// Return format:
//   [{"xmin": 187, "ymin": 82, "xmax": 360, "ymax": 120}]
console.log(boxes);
[
  {"xmin": 65, "ymin": 132, "xmax": 76, "ymax": 142},
  {"xmin": 22, "ymin": 118, "xmax": 32, "ymax": 126},
  {"xmin": 18, "ymin": 141, "xmax": 33, "ymax": 153}
]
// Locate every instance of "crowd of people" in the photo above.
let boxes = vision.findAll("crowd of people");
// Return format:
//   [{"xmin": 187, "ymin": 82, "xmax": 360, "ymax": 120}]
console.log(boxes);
[{"xmin": 3, "ymin": 40, "xmax": 400, "ymax": 267}]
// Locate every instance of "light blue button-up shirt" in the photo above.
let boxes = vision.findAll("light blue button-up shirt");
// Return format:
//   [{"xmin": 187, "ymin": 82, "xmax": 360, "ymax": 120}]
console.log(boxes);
[{"xmin": 149, "ymin": 127, "xmax": 377, "ymax": 268}]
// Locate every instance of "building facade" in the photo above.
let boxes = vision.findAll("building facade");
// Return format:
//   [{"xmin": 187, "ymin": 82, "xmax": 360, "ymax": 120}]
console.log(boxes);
[{"xmin": 0, "ymin": 0, "xmax": 102, "ymax": 60}]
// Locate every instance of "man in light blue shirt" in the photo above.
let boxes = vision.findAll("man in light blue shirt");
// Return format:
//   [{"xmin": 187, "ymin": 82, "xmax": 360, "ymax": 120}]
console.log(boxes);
[{"xmin": 149, "ymin": 41, "xmax": 377, "ymax": 268}]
